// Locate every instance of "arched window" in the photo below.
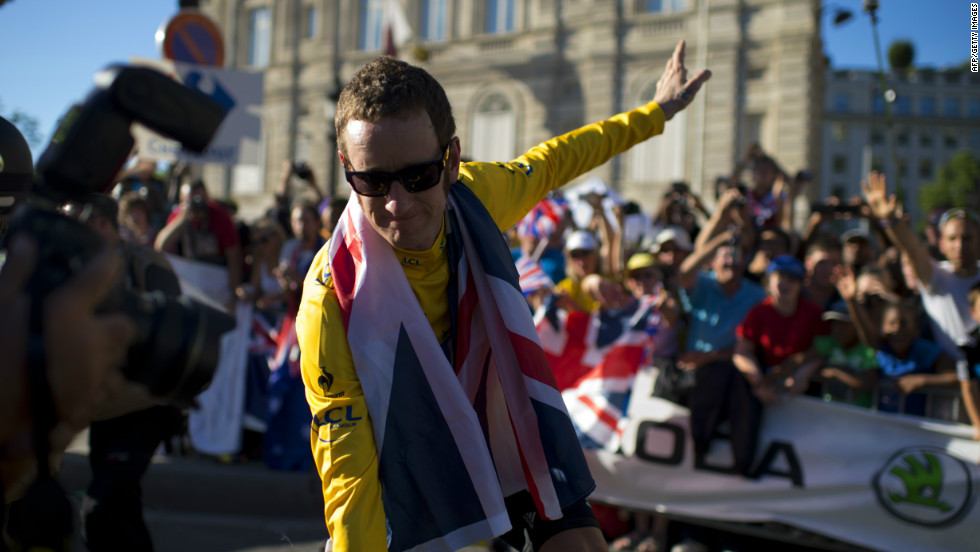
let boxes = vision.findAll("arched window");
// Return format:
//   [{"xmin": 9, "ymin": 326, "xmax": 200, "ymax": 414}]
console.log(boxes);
[
  {"xmin": 471, "ymin": 93, "xmax": 516, "ymax": 162},
  {"xmin": 630, "ymin": 82, "xmax": 686, "ymax": 184}
]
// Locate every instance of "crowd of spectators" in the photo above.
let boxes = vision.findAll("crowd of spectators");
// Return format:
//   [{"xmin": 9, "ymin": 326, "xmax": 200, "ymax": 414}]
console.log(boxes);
[
  {"xmin": 507, "ymin": 145, "xmax": 980, "ymax": 552},
  {"xmin": 69, "ymin": 142, "xmax": 977, "ymax": 550}
]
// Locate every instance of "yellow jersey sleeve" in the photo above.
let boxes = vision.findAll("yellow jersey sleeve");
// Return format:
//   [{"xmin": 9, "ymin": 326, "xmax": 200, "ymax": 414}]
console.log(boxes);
[
  {"xmin": 459, "ymin": 101, "xmax": 665, "ymax": 231},
  {"xmin": 297, "ymin": 246, "xmax": 387, "ymax": 551}
]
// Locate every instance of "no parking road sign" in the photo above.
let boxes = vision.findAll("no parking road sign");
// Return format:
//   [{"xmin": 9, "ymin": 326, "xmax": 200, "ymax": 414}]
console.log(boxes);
[{"xmin": 159, "ymin": 9, "xmax": 225, "ymax": 66}]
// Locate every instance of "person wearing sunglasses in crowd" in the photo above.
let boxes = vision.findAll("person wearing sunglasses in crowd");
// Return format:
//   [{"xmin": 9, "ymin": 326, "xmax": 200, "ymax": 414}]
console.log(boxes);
[
  {"xmin": 862, "ymin": 172, "xmax": 980, "ymax": 447},
  {"xmin": 295, "ymin": 41, "xmax": 709, "ymax": 552}
]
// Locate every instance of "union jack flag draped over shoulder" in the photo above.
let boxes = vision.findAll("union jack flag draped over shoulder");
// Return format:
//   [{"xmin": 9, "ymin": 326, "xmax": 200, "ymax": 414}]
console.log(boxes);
[{"xmin": 326, "ymin": 183, "xmax": 594, "ymax": 552}]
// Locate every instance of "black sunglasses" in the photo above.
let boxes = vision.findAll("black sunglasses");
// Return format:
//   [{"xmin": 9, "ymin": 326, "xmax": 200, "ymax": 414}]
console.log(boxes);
[{"xmin": 344, "ymin": 141, "xmax": 452, "ymax": 197}]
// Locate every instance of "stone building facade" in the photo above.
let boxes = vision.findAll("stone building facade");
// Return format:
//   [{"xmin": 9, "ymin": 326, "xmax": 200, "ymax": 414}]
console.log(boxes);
[
  {"xmin": 198, "ymin": 0, "xmax": 824, "ymax": 220},
  {"xmin": 821, "ymin": 68, "xmax": 980, "ymax": 224}
]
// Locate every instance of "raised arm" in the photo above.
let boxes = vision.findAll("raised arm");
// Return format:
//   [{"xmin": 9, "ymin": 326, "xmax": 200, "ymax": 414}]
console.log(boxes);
[
  {"xmin": 862, "ymin": 172, "xmax": 933, "ymax": 286},
  {"xmin": 652, "ymin": 40, "xmax": 712, "ymax": 122}
]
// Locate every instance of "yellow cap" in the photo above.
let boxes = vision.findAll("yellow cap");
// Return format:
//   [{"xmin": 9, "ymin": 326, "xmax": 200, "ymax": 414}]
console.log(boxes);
[{"xmin": 626, "ymin": 252, "xmax": 656, "ymax": 272}]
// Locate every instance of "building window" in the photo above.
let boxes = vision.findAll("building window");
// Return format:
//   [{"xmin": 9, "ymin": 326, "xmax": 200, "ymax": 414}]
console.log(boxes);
[
  {"xmin": 486, "ymin": 0, "xmax": 515, "ymax": 33},
  {"xmin": 360, "ymin": 0, "xmax": 384, "ymax": 50},
  {"xmin": 872, "ymin": 95, "xmax": 885, "ymax": 115},
  {"xmin": 894, "ymin": 96, "xmax": 910, "ymax": 116},
  {"xmin": 303, "ymin": 5, "xmax": 319, "ymax": 39},
  {"xmin": 920, "ymin": 133, "xmax": 933, "ymax": 148},
  {"xmin": 640, "ymin": 0, "xmax": 686, "ymax": 13},
  {"xmin": 871, "ymin": 156, "xmax": 884, "ymax": 173},
  {"xmin": 943, "ymin": 98, "xmax": 960, "ymax": 117},
  {"xmin": 831, "ymin": 154, "xmax": 847, "ymax": 174},
  {"xmin": 247, "ymin": 6, "xmax": 271, "ymax": 67},
  {"xmin": 969, "ymin": 99, "xmax": 980, "ymax": 118},
  {"xmin": 421, "ymin": 0, "xmax": 447, "ymax": 41},
  {"xmin": 631, "ymin": 83, "xmax": 687, "ymax": 184},
  {"xmin": 944, "ymin": 134, "xmax": 959, "ymax": 149},
  {"xmin": 919, "ymin": 97, "xmax": 936, "ymax": 116},
  {"xmin": 896, "ymin": 131, "xmax": 909, "ymax": 146},
  {"xmin": 832, "ymin": 93, "xmax": 849, "ymax": 113},
  {"xmin": 919, "ymin": 159, "xmax": 932, "ymax": 179},
  {"xmin": 871, "ymin": 130, "xmax": 884, "ymax": 145},
  {"xmin": 897, "ymin": 159, "xmax": 907, "ymax": 177},
  {"xmin": 471, "ymin": 93, "xmax": 516, "ymax": 162},
  {"xmin": 831, "ymin": 122, "xmax": 847, "ymax": 142}
]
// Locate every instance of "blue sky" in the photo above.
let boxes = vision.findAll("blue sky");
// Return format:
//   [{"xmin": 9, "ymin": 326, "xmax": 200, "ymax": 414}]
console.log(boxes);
[{"xmin": 0, "ymin": 0, "xmax": 969, "ymax": 159}]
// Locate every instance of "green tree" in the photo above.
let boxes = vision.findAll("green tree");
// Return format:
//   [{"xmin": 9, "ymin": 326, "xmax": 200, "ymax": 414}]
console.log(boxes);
[
  {"xmin": 919, "ymin": 152, "xmax": 980, "ymax": 217},
  {"xmin": 888, "ymin": 40, "xmax": 915, "ymax": 74},
  {"xmin": 0, "ymin": 98, "xmax": 42, "ymax": 147}
]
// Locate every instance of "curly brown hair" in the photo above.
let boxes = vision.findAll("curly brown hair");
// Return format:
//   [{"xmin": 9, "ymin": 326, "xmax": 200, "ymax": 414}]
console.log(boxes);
[{"xmin": 335, "ymin": 56, "xmax": 455, "ymax": 159}]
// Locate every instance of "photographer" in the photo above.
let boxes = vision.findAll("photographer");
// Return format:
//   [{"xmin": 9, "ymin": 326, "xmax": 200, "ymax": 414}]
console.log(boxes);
[
  {"xmin": 1, "ymin": 234, "xmax": 134, "ymax": 501},
  {"xmin": 62, "ymin": 194, "xmax": 184, "ymax": 551},
  {"xmin": 155, "ymin": 178, "xmax": 243, "ymax": 301}
]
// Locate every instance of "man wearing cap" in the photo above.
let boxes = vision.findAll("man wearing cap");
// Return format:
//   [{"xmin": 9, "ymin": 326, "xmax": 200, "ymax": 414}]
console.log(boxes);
[
  {"xmin": 556, "ymin": 229, "xmax": 603, "ymax": 312},
  {"xmin": 651, "ymin": 225, "xmax": 693, "ymax": 288},
  {"xmin": 730, "ymin": 255, "xmax": 827, "ymax": 474},
  {"xmin": 296, "ymin": 41, "xmax": 710, "ymax": 551}
]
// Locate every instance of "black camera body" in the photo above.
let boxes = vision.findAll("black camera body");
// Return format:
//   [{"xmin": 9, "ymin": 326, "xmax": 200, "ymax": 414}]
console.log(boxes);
[{"xmin": 3, "ymin": 65, "xmax": 233, "ymax": 407}]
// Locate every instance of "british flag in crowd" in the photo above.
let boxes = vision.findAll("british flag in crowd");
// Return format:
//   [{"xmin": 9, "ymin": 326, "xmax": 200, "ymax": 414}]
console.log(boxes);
[
  {"xmin": 535, "ymin": 296, "xmax": 659, "ymax": 451},
  {"xmin": 516, "ymin": 196, "xmax": 568, "ymax": 239}
]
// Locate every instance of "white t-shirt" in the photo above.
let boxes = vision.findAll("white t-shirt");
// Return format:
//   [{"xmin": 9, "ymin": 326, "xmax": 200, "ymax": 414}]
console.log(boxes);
[{"xmin": 918, "ymin": 260, "xmax": 980, "ymax": 363}]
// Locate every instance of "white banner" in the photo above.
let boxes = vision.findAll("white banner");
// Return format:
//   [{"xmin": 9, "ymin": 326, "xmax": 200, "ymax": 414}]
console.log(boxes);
[
  {"xmin": 165, "ymin": 255, "xmax": 251, "ymax": 455},
  {"xmin": 585, "ymin": 368, "xmax": 980, "ymax": 552},
  {"xmin": 131, "ymin": 59, "xmax": 263, "ymax": 166}
]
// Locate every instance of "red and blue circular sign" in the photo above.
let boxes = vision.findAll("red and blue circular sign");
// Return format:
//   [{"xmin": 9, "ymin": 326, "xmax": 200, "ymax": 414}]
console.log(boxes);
[{"xmin": 159, "ymin": 10, "xmax": 225, "ymax": 67}]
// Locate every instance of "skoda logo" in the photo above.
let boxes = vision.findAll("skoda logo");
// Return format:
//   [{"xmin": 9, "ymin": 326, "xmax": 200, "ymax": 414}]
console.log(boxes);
[{"xmin": 872, "ymin": 447, "xmax": 975, "ymax": 527}]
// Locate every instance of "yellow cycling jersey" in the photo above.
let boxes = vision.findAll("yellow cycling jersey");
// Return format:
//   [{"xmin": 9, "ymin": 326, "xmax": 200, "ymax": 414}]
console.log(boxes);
[{"xmin": 296, "ymin": 101, "xmax": 665, "ymax": 551}]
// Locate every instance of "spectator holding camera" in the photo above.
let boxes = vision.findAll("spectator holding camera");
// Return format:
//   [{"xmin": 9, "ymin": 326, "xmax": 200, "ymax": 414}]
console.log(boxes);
[{"xmin": 155, "ymin": 178, "xmax": 243, "ymax": 297}]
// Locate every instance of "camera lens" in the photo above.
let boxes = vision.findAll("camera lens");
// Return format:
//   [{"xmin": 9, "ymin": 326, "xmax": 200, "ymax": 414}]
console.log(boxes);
[{"xmin": 122, "ymin": 291, "xmax": 235, "ymax": 406}]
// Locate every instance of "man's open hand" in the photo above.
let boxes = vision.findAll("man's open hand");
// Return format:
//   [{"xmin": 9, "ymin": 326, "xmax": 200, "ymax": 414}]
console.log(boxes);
[{"xmin": 654, "ymin": 40, "xmax": 712, "ymax": 121}]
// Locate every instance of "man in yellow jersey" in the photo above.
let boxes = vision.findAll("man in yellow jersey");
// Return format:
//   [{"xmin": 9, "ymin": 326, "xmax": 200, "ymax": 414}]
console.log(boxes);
[{"xmin": 297, "ymin": 40, "xmax": 710, "ymax": 552}]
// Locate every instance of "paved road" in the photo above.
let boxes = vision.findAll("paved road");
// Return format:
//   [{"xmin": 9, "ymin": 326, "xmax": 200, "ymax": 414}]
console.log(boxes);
[{"xmin": 54, "ymin": 430, "xmax": 495, "ymax": 551}]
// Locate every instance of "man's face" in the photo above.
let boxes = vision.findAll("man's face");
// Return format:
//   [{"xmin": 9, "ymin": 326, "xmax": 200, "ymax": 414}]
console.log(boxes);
[
  {"xmin": 805, "ymin": 249, "xmax": 841, "ymax": 287},
  {"xmin": 711, "ymin": 245, "xmax": 743, "ymax": 284},
  {"xmin": 626, "ymin": 266, "xmax": 660, "ymax": 298},
  {"xmin": 568, "ymin": 249, "xmax": 598, "ymax": 278},
  {"xmin": 767, "ymin": 271, "xmax": 802, "ymax": 304},
  {"xmin": 843, "ymin": 239, "xmax": 872, "ymax": 269},
  {"xmin": 341, "ymin": 111, "xmax": 459, "ymax": 251},
  {"xmin": 939, "ymin": 219, "xmax": 979, "ymax": 271},
  {"xmin": 292, "ymin": 207, "xmax": 321, "ymax": 242}
]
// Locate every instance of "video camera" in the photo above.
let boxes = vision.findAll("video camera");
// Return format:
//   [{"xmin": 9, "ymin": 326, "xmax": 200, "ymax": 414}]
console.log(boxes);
[{"xmin": 1, "ymin": 65, "xmax": 233, "ymax": 407}]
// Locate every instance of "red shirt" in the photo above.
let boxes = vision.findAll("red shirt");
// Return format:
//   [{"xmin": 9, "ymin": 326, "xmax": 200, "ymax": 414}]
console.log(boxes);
[
  {"xmin": 736, "ymin": 297, "xmax": 828, "ymax": 368},
  {"xmin": 167, "ymin": 200, "xmax": 240, "ymax": 254}
]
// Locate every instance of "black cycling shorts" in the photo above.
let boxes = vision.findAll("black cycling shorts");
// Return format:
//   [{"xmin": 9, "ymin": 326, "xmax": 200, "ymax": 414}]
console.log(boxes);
[{"xmin": 496, "ymin": 490, "xmax": 600, "ymax": 551}]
